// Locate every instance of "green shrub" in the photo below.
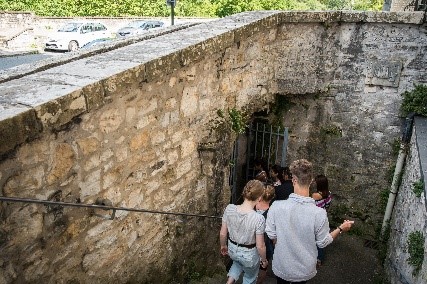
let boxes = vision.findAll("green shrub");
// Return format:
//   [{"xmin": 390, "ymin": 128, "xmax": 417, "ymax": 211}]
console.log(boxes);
[
  {"xmin": 407, "ymin": 231, "xmax": 425, "ymax": 276},
  {"xmin": 412, "ymin": 180, "xmax": 425, "ymax": 198},
  {"xmin": 400, "ymin": 84, "xmax": 427, "ymax": 117}
]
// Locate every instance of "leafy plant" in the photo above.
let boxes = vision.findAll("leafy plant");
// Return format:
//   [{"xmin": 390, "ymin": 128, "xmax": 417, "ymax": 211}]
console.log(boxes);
[
  {"xmin": 407, "ymin": 231, "xmax": 425, "ymax": 276},
  {"xmin": 215, "ymin": 108, "xmax": 247, "ymax": 135},
  {"xmin": 400, "ymin": 84, "xmax": 427, "ymax": 117},
  {"xmin": 320, "ymin": 124, "xmax": 342, "ymax": 137},
  {"xmin": 0, "ymin": 0, "xmax": 382, "ymax": 17},
  {"xmin": 377, "ymin": 221, "xmax": 391, "ymax": 264},
  {"xmin": 412, "ymin": 179, "xmax": 425, "ymax": 198},
  {"xmin": 379, "ymin": 188, "xmax": 389, "ymax": 213}
]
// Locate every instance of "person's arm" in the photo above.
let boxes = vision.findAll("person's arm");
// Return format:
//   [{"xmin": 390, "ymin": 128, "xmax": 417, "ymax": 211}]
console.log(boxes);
[
  {"xmin": 256, "ymin": 234, "xmax": 268, "ymax": 268},
  {"xmin": 219, "ymin": 222, "xmax": 228, "ymax": 256},
  {"xmin": 330, "ymin": 220, "xmax": 354, "ymax": 240},
  {"xmin": 265, "ymin": 205, "xmax": 277, "ymax": 245}
]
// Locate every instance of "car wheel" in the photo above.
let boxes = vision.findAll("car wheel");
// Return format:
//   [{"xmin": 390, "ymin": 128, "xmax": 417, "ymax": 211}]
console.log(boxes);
[{"xmin": 68, "ymin": 41, "xmax": 79, "ymax": 51}]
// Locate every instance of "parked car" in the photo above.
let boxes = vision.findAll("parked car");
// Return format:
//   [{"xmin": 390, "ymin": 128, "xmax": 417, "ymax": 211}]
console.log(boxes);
[
  {"xmin": 116, "ymin": 20, "xmax": 164, "ymax": 38},
  {"xmin": 81, "ymin": 38, "xmax": 113, "ymax": 49},
  {"xmin": 45, "ymin": 21, "xmax": 109, "ymax": 52}
]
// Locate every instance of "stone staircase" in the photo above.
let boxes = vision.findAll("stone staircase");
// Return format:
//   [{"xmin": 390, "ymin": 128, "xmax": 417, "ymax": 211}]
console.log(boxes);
[{"xmin": 0, "ymin": 27, "xmax": 36, "ymax": 50}]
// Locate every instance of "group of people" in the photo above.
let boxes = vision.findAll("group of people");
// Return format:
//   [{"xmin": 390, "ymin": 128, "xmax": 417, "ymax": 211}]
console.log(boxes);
[{"xmin": 220, "ymin": 159, "xmax": 354, "ymax": 284}]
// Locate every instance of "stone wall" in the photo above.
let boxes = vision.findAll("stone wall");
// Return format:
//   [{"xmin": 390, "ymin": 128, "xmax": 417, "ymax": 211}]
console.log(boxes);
[
  {"xmin": 0, "ymin": 12, "xmax": 277, "ymax": 284},
  {"xmin": 0, "ymin": 11, "xmax": 35, "ymax": 28},
  {"xmin": 269, "ymin": 12, "xmax": 427, "ymax": 235},
  {"xmin": 0, "ymin": 10, "xmax": 426, "ymax": 283},
  {"xmin": 386, "ymin": 116, "xmax": 427, "ymax": 284}
]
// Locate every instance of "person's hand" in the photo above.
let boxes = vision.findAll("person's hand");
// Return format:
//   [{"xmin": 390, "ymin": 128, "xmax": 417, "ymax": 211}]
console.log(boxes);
[
  {"xmin": 340, "ymin": 220, "xmax": 355, "ymax": 232},
  {"xmin": 220, "ymin": 245, "xmax": 228, "ymax": 256},
  {"xmin": 260, "ymin": 259, "xmax": 268, "ymax": 268}
]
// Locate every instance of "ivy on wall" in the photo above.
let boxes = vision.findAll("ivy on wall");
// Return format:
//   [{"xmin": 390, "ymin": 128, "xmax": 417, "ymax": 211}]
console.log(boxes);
[
  {"xmin": 407, "ymin": 230, "xmax": 425, "ymax": 276},
  {"xmin": 400, "ymin": 84, "xmax": 427, "ymax": 117},
  {"xmin": 412, "ymin": 179, "xmax": 425, "ymax": 198},
  {"xmin": 214, "ymin": 108, "xmax": 247, "ymax": 135}
]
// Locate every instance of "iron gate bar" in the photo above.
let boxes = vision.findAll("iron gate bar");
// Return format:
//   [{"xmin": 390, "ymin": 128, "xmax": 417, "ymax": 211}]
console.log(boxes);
[
  {"xmin": 261, "ymin": 124, "xmax": 267, "ymax": 159},
  {"xmin": 275, "ymin": 126, "xmax": 280, "ymax": 164},
  {"xmin": 267, "ymin": 124, "xmax": 273, "ymax": 167},
  {"xmin": 0, "ymin": 196, "xmax": 222, "ymax": 219},
  {"xmin": 254, "ymin": 123, "xmax": 259, "ymax": 159},
  {"xmin": 281, "ymin": 128, "xmax": 288, "ymax": 167}
]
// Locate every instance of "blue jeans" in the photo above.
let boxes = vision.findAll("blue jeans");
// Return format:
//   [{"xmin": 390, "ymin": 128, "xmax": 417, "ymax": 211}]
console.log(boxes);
[{"xmin": 227, "ymin": 241, "xmax": 260, "ymax": 284}]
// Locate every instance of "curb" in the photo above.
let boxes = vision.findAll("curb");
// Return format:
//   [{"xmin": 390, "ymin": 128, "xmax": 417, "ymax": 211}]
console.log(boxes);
[{"xmin": 0, "ymin": 49, "xmax": 40, "ymax": 58}]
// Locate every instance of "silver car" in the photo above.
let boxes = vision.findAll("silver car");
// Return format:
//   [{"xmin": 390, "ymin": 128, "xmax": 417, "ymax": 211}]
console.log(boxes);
[{"xmin": 116, "ymin": 20, "xmax": 164, "ymax": 38}]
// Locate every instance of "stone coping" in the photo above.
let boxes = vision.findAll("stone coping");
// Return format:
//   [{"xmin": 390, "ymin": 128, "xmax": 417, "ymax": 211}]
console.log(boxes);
[
  {"xmin": 414, "ymin": 116, "xmax": 427, "ymax": 211},
  {"xmin": 0, "ymin": 10, "xmax": 425, "ymax": 159}
]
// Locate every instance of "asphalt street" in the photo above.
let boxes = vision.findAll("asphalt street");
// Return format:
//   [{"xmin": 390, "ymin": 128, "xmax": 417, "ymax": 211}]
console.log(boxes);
[{"xmin": 0, "ymin": 53, "xmax": 54, "ymax": 71}]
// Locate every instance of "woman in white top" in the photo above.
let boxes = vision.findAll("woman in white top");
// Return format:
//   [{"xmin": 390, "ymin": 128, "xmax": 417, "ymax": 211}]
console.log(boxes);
[{"xmin": 220, "ymin": 180, "xmax": 268, "ymax": 284}]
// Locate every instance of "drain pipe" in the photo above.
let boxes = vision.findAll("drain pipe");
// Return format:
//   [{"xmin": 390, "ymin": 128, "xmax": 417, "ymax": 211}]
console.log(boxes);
[{"xmin": 381, "ymin": 113, "xmax": 415, "ymax": 237}]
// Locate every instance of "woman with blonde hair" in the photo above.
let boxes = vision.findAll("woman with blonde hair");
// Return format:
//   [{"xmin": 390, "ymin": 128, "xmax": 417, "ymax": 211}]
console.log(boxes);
[{"xmin": 220, "ymin": 180, "xmax": 268, "ymax": 284}]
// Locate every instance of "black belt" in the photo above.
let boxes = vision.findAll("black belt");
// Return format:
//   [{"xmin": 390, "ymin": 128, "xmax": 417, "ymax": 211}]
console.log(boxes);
[{"xmin": 228, "ymin": 237, "xmax": 256, "ymax": 249}]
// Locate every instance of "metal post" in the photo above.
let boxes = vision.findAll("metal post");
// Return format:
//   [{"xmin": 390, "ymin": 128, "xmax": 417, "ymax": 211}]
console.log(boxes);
[{"xmin": 171, "ymin": 4, "xmax": 175, "ymax": 26}]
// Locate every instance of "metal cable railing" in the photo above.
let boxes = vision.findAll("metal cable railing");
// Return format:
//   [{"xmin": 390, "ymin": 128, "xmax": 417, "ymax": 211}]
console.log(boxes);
[{"xmin": 0, "ymin": 196, "xmax": 222, "ymax": 220}]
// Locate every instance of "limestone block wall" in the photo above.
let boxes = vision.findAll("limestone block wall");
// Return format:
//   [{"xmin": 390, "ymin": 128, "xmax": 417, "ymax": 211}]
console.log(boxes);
[
  {"xmin": 0, "ymin": 11, "xmax": 35, "ymax": 28},
  {"xmin": 386, "ymin": 116, "xmax": 427, "ymax": 284},
  {"xmin": 271, "ymin": 12, "xmax": 427, "ymax": 235},
  {"xmin": 0, "ymin": 12, "xmax": 277, "ymax": 283},
  {"xmin": 0, "ymin": 10, "xmax": 427, "ymax": 283},
  {"xmin": 390, "ymin": 0, "xmax": 417, "ymax": 11}
]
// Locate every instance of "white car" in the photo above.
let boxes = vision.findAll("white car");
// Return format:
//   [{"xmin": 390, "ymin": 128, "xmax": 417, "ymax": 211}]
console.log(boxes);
[{"xmin": 45, "ymin": 21, "xmax": 109, "ymax": 51}]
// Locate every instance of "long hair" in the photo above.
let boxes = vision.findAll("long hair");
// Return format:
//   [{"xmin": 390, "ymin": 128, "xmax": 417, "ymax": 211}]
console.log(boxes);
[
  {"xmin": 315, "ymin": 174, "xmax": 329, "ymax": 198},
  {"xmin": 270, "ymin": 164, "xmax": 284, "ymax": 183}
]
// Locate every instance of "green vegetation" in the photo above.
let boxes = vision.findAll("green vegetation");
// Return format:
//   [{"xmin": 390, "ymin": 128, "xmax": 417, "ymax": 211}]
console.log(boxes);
[
  {"xmin": 400, "ymin": 84, "xmax": 427, "ymax": 117},
  {"xmin": 0, "ymin": 0, "xmax": 382, "ymax": 17},
  {"xmin": 377, "ymin": 221, "xmax": 390, "ymax": 264},
  {"xmin": 215, "ymin": 108, "xmax": 247, "ymax": 134},
  {"xmin": 412, "ymin": 179, "xmax": 425, "ymax": 198},
  {"xmin": 379, "ymin": 188, "xmax": 389, "ymax": 213},
  {"xmin": 407, "ymin": 231, "xmax": 425, "ymax": 276},
  {"xmin": 320, "ymin": 124, "xmax": 342, "ymax": 137}
]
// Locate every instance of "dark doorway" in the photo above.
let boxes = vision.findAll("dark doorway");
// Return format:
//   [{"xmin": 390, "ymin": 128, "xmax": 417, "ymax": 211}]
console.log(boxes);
[{"xmin": 229, "ymin": 122, "xmax": 289, "ymax": 204}]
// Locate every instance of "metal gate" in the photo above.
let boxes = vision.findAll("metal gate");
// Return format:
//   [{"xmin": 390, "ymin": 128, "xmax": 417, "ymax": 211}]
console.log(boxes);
[{"xmin": 229, "ymin": 122, "xmax": 289, "ymax": 204}]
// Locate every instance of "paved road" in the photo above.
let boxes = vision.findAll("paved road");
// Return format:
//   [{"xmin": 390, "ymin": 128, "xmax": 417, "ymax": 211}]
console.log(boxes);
[{"xmin": 0, "ymin": 53, "xmax": 54, "ymax": 71}]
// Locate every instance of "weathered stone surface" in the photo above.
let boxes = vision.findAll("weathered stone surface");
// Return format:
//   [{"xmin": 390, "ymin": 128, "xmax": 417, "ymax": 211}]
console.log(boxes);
[
  {"xmin": 386, "ymin": 117, "xmax": 427, "ymax": 284},
  {"xmin": 47, "ymin": 143, "xmax": 75, "ymax": 185},
  {"xmin": 365, "ymin": 60, "xmax": 402, "ymax": 87},
  {"xmin": 0, "ymin": 10, "xmax": 426, "ymax": 284},
  {"xmin": 0, "ymin": 106, "xmax": 42, "ymax": 157}
]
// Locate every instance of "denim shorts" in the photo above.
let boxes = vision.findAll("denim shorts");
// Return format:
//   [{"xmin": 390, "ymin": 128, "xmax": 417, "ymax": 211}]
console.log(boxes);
[{"xmin": 227, "ymin": 241, "xmax": 260, "ymax": 284}]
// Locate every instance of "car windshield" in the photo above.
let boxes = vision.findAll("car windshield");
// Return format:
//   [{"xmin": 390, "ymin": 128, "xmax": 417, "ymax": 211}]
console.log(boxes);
[
  {"xmin": 127, "ymin": 21, "xmax": 146, "ymax": 28},
  {"xmin": 57, "ymin": 22, "xmax": 83, "ymax": 32}
]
